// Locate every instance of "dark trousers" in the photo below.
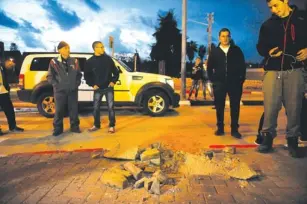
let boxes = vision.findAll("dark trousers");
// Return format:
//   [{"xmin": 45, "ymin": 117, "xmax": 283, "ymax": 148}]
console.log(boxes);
[
  {"xmin": 189, "ymin": 80, "xmax": 200, "ymax": 98},
  {"xmin": 213, "ymin": 81, "xmax": 243, "ymax": 130},
  {"xmin": 0, "ymin": 93, "xmax": 16, "ymax": 130},
  {"xmin": 93, "ymin": 88, "xmax": 115, "ymax": 128},
  {"xmin": 301, "ymin": 97, "xmax": 307, "ymax": 139},
  {"xmin": 53, "ymin": 90, "xmax": 79, "ymax": 131},
  {"xmin": 258, "ymin": 97, "xmax": 307, "ymax": 139}
]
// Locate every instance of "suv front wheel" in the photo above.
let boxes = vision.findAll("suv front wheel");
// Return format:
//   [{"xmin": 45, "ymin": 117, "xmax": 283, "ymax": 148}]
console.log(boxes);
[
  {"xmin": 143, "ymin": 91, "xmax": 169, "ymax": 116},
  {"xmin": 37, "ymin": 92, "xmax": 56, "ymax": 118}
]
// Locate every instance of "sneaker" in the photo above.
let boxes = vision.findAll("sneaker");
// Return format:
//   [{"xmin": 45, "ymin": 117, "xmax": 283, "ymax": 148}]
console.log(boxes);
[
  {"xmin": 71, "ymin": 127, "xmax": 81, "ymax": 133},
  {"xmin": 231, "ymin": 131, "xmax": 242, "ymax": 139},
  {"xmin": 254, "ymin": 134, "xmax": 263, "ymax": 145},
  {"xmin": 88, "ymin": 126, "xmax": 100, "ymax": 132},
  {"xmin": 9, "ymin": 126, "xmax": 24, "ymax": 132},
  {"xmin": 108, "ymin": 127, "xmax": 115, "ymax": 134}
]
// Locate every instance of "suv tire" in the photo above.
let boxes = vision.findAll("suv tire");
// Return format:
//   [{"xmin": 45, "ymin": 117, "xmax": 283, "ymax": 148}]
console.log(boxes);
[
  {"xmin": 143, "ymin": 91, "xmax": 169, "ymax": 116},
  {"xmin": 37, "ymin": 92, "xmax": 56, "ymax": 118}
]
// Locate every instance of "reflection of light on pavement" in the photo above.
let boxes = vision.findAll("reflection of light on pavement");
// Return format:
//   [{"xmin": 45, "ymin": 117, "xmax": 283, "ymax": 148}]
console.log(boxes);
[{"xmin": 0, "ymin": 138, "xmax": 8, "ymax": 143}]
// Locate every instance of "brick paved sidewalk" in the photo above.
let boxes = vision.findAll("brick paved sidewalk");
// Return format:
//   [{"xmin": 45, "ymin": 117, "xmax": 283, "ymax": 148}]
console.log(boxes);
[{"xmin": 1, "ymin": 147, "xmax": 307, "ymax": 204}]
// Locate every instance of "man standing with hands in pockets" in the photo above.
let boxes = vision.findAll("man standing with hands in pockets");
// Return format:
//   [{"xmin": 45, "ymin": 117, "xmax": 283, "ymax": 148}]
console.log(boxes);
[{"xmin": 84, "ymin": 41, "xmax": 119, "ymax": 133}]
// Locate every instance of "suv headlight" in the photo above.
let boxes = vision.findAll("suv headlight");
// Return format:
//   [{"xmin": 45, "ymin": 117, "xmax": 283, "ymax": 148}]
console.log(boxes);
[{"xmin": 165, "ymin": 78, "xmax": 174, "ymax": 89}]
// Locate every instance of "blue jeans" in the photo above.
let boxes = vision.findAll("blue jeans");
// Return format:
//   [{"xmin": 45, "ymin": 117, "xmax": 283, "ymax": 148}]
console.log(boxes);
[{"xmin": 93, "ymin": 88, "xmax": 115, "ymax": 128}]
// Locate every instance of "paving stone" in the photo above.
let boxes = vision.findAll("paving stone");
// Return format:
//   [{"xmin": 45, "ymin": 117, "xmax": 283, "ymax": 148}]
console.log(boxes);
[
  {"xmin": 232, "ymin": 194, "xmax": 266, "ymax": 204},
  {"xmin": 104, "ymin": 147, "xmax": 139, "ymax": 160},
  {"xmin": 140, "ymin": 148, "xmax": 160, "ymax": 161},
  {"xmin": 123, "ymin": 162, "xmax": 142, "ymax": 180},
  {"xmin": 149, "ymin": 177, "xmax": 160, "ymax": 195},
  {"xmin": 100, "ymin": 170, "xmax": 128, "ymax": 189}
]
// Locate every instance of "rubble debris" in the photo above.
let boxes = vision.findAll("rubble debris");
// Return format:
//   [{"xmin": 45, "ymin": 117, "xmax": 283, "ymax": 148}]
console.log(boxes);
[
  {"xmin": 152, "ymin": 170, "xmax": 167, "ymax": 183},
  {"xmin": 144, "ymin": 166, "xmax": 158, "ymax": 173},
  {"xmin": 149, "ymin": 177, "xmax": 160, "ymax": 195},
  {"xmin": 134, "ymin": 177, "xmax": 149, "ymax": 188},
  {"xmin": 228, "ymin": 163, "xmax": 259, "ymax": 180},
  {"xmin": 140, "ymin": 148, "xmax": 160, "ymax": 161},
  {"xmin": 104, "ymin": 147, "xmax": 139, "ymax": 160},
  {"xmin": 101, "ymin": 170, "xmax": 129, "ymax": 189},
  {"xmin": 144, "ymin": 178, "xmax": 154, "ymax": 191},
  {"xmin": 134, "ymin": 161, "xmax": 150, "ymax": 170},
  {"xmin": 238, "ymin": 180, "xmax": 249, "ymax": 188},
  {"xmin": 204, "ymin": 151, "xmax": 214, "ymax": 160},
  {"xmin": 150, "ymin": 158, "xmax": 161, "ymax": 166},
  {"xmin": 135, "ymin": 148, "xmax": 146, "ymax": 160},
  {"xmin": 109, "ymin": 167, "xmax": 132, "ymax": 179},
  {"xmin": 123, "ymin": 162, "xmax": 143, "ymax": 180},
  {"xmin": 223, "ymin": 147, "xmax": 236, "ymax": 154},
  {"xmin": 151, "ymin": 142, "xmax": 161, "ymax": 149}
]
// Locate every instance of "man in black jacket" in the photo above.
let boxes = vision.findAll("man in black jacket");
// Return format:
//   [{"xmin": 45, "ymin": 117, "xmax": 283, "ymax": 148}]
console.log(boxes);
[
  {"xmin": 256, "ymin": 0, "xmax": 307, "ymax": 157},
  {"xmin": 84, "ymin": 41, "xmax": 119, "ymax": 133},
  {"xmin": 0, "ymin": 58, "xmax": 24, "ymax": 136},
  {"xmin": 207, "ymin": 28, "xmax": 246, "ymax": 139},
  {"xmin": 47, "ymin": 41, "xmax": 82, "ymax": 136}
]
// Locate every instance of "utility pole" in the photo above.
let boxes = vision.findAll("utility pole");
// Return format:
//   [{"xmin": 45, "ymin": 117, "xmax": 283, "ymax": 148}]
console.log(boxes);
[
  {"xmin": 180, "ymin": 0, "xmax": 187, "ymax": 100},
  {"xmin": 109, "ymin": 36, "xmax": 114, "ymax": 57},
  {"xmin": 206, "ymin": 13, "xmax": 214, "ymax": 55}
]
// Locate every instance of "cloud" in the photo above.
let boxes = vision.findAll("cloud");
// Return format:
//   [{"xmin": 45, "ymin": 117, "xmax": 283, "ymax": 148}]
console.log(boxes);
[
  {"xmin": 0, "ymin": 0, "xmax": 158, "ymax": 59},
  {"xmin": 83, "ymin": 0, "xmax": 101, "ymax": 12},
  {"xmin": 18, "ymin": 31, "xmax": 43, "ymax": 48},
  {"xmin": 0, "ymin": 10, "xmax": 19, "ymax": 29},
  {"xmin": 42, "ymin": 0, "xmax": 82, "ymax": 31},
  {"xmin": 120, "ymin": 29, "xmax": 154, "ymax": 58}
]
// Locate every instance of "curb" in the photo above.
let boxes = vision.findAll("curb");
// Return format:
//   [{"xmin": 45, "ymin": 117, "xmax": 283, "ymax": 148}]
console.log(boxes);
[
  {"xmin": 9, "ymin": 148, "xmax": 105, "ymax": 157},
  {"xmin": 209, "ymin": 144, "xmax": 258, "ymax": 148}
]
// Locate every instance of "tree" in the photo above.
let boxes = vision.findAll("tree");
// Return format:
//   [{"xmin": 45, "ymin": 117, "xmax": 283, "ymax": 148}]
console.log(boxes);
[
  {"xmin": 10, "ymin": 43, "xmax": 18, "ymax": 51},
  {"xmin": 150, "ymin": 10, "xmax": 182, "ymax": 76},
  {"xmin": 186, "ymin": 40, "xmax": 198, "ymax": 63},
  {"xmin": 198, "ymin": 45, "xmax": 206, "ymax": 61}
]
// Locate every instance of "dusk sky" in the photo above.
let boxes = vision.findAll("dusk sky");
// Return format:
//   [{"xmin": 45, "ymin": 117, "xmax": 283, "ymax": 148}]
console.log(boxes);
[{"xmin": 0, "ymin": 0, "xmax": 306, "ymax": 62}]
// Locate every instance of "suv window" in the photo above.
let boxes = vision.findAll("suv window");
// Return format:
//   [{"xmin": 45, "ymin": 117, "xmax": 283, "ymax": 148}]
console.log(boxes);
[{"xmin": 30, "ymin": 57, "xmax": 87, "ymax": 71}]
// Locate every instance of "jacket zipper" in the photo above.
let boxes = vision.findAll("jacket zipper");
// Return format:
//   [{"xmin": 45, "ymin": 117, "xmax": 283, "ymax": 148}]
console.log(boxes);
[{"xmin": 225, "ymin": 54, "xmax": 228, "ymax": 79}]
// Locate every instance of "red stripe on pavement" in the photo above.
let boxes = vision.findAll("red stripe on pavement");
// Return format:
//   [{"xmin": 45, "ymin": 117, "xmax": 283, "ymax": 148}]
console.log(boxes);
[{"xmin": 209, "ymin": 144, "xmax": 258, "ymax": 148}]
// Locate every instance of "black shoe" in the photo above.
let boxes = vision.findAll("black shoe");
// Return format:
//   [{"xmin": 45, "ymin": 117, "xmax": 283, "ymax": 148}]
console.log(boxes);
[
  {"xmin": 231, "ymin": 131, "xmax": 242, "ymax": 139},
  {"xmin": 215, "ymin": 128, "xmax": 225, "ymax": 136},
  {"xmin": 254, "ymin": 134, "xmax": 263, "ymax": 145},
  {"xmin": 287, "ymin": 137, "xmax": 300, "ymax": 158},
  {"xmin": 257, "ymin": 132, "xmax": 273, "ymax": 153},
  {"xmin": 53, "ymin": 129, "xmax": 63, "ymax": 137},
  {"xmin": 71, "ymin": 127, "xmax": 81, "ymax": 133},
  {"xmin": 9, "ymin": 126, "xmax": 24, "ymax": 132},
  {"xmin": 0, "ymin": 129, "xmax": 3, "ymax": 136}
]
